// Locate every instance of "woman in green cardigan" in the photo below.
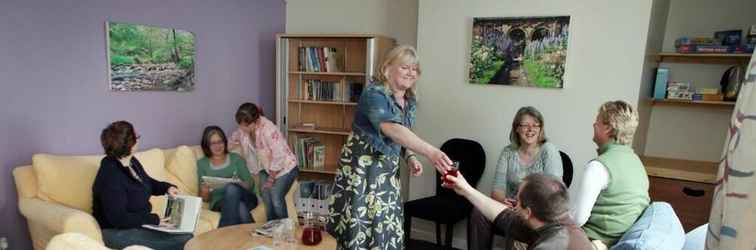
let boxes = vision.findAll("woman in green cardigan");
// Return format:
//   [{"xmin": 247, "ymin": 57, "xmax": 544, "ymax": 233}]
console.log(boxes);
[{"xmin": 197, "ymin": 126, "xmax": 257, "ymax": 227}]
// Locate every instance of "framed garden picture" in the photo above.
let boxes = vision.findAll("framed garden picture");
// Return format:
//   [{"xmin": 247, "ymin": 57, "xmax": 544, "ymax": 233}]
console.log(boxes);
[
  {"xmin": 469, "ymin": 16, "xmax": 570, "ymax": 88},
  {"xmin": 107, "ymin": 21, "xmax": 196, "ymax": 91}
]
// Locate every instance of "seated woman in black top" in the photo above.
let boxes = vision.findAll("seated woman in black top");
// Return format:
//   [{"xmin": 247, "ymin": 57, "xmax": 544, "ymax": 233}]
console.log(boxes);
[{"xmin": 92, "ymin": 121, "xmax": 192, "ymax": 250}]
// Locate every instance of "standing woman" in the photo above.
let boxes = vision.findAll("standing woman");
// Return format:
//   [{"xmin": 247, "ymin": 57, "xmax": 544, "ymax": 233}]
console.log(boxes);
[
  {"xmin": 92, "ymin": 121, "xmax": 191, "ymax": 250},
  {"xmin": 326, "ymin": 45, "xmax": 453, "ymax": 249},
  {"xmin": 230, "ymin": 103, "xmax": 299, "ymax": 221}
]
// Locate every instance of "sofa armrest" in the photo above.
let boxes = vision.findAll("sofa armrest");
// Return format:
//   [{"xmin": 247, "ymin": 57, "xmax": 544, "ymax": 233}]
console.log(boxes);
[{"xmin": 19, "ymin": 197, "xmax": 103, "ymax": 244}]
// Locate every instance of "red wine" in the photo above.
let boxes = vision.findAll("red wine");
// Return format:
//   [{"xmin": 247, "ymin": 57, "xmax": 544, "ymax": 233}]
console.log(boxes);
[
  {"xmin": 443, "ymin": 169, "xmax": 458, "ymax": 185},
  {"xmin": 302, "ymin": 226, "xmax": 322, "ymax": 245}
]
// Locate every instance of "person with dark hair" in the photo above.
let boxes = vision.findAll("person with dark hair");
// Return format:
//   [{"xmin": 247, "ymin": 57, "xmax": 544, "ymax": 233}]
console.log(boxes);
[
  {"xmin": 470, "ymin": 106, "xmax": 563, "ymax": 248},
  {"xmin": 445, "ymin": 173, "xmax": 592, "ymax": 250},
  {"xmin": 229, "ymin": 102, "xmax": 298, "ymax": 221},
  {"xmin": 197, "ymin": 126, "xmax": 257, "ymax": 227},
  {"xmin": 92, "ymin": 121, "xmax": 191, "ymax": 250}
]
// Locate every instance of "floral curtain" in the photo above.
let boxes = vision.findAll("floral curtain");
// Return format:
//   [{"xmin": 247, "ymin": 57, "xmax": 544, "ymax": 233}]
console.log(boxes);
[{"xmin": 706, "ymin": 50, "xmax": 756, "ymax": 249}]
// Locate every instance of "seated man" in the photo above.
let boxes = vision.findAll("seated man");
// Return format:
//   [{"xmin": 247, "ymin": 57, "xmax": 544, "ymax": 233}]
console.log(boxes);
[
  {"xmin": 569, "ymin": 100, "xmax": 650, "ymax": 249},
  {"xmin": 446, "ymin": 173, "xmax": 592, "ymax": 250}
]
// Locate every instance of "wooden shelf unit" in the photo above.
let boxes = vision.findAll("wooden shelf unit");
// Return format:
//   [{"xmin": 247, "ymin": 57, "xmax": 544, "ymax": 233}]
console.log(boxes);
[
  {"xmin": 276, "ymin": 34, "xmax": 395, "ymax": 176},
  {"xmin": 655, "ymin": 52, "xmax": 751, "ymax": 64},
  {"xmin": 640, "ymin": 155, "xmax": 719, "ymax": 231},
  {"xmin": 650, "ymin": 99, "xmax": 735, "ymax": 108}
]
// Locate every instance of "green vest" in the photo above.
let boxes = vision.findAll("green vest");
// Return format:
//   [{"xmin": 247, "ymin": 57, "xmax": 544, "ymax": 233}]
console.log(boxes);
[{"xmin": 582, "ymin": 143, "xmax": 650, "ymax": 246}]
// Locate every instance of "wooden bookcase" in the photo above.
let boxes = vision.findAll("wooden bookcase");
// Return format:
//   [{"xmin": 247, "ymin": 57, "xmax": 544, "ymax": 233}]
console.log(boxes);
[{"xmin": 275, "ymin": 34, "xmax": 395, "ymax": 180}]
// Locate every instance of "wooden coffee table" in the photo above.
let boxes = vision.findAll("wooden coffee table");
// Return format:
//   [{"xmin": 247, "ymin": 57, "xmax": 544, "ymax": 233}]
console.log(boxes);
[{"xmin": 184, "ymin": 223, "xmax": 336, "ymax": 250}]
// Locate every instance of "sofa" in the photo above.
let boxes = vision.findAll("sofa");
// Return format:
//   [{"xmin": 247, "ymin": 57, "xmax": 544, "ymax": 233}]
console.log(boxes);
[{"xmin": 13, "ymin": 145, "xmax": 298, "ymax": 250}]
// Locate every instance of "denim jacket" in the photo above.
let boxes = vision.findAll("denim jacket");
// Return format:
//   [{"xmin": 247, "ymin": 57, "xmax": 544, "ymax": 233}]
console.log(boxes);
[{"xmin": 351, "ymin": 82, "xmax": 416, "ymax": 156}]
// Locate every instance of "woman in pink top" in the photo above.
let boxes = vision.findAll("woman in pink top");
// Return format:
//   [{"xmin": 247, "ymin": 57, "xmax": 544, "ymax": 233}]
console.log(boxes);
[{"xmin": 229, "ymin": 102, "xmax": 298, "ymax": 221}]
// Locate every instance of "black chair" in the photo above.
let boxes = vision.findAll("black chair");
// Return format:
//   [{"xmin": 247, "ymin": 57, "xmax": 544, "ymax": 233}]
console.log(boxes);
[
  {"xmin": 404, "ymin": 138, "xmax": 486, "ymax": 248},
  {"xmin": 559, "ymin": 150, "xmax": 573, "ymax": 187}
]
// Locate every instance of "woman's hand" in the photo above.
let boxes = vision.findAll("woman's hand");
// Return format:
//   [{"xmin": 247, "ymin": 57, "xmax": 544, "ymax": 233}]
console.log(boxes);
[
  {"xmin": 166, "ymin": 186, "xmax": 179, "ymax": 198},
  {"xmin": 199, "ymin": 184, "xmax": 211, "ymax": 201},
  {"xmin": 159, "ymin": 218, "xmax": 176, "ymax": 229},
  {"xmin": 408, "ymin": 157, "xmax": 423, "ymax": 176},
  {"xmin": 427, "ymin": 148, "xmax": 453, "ymax": 174}
]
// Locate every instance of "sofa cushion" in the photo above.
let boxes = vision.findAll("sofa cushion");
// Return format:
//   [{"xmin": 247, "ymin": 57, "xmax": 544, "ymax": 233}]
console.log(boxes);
[
  {"xmin": 165, "ymin": 145, "xmax": 199, "ymax": 196},
  {"xmin": 611, "ymin": 202, "xmax": 685, "ymax": 250},
  {"xmin": 33, "ymin": 154, "xmax": 102, "ymax": 213},
  {"xmin": 32, "ymin": 148, "xmax": 166, "ymax": 214},
  {"xmin": 133, "ymin": 148, "xmax": 168, "ymax": 182}
]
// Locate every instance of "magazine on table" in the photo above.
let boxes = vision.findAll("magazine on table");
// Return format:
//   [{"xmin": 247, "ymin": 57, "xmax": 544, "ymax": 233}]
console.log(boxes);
[
  {"xmin": 201, "ymin": 175, "xmax": 242, "ymax": 190},
  {"xmin": 142, "ymin": 195, "xmax": 201, "ymax": 234}
]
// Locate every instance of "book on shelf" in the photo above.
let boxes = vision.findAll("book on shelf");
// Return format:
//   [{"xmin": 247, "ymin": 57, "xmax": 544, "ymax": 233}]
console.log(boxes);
[
  {"xmin": 290, "ymin": 135, "xmax": 326, "ymax": 170},
  {"xmin": 142, "ymin": 195, "xmax": 201, "ymax": 234},
  {"xmin": 298, "ymin": 47, "xmax": 341, "ymax": 72}
]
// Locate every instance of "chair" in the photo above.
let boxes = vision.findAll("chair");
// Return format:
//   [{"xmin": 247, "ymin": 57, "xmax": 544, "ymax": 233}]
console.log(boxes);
[
  {"xmin": 559, "ymin": 150, "xmax": 573, "ymax": 187},
  {"xmin": 404, "ymin": 138, "xmax": 486, "ymax": 248}
]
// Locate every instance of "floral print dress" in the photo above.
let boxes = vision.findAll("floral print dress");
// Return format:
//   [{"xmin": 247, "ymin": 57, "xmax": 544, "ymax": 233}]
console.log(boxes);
[{"xmin": 327, "ymin": 83, "xmax": 415, "ymax": 250}]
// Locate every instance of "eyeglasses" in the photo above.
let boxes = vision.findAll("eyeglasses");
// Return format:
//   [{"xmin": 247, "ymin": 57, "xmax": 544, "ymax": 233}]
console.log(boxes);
[
  {"xmin": 210, "ymin": 140, "xmax": 225, "ymax": 146},
  {"xmin": 518, "ymin": 124, "xmax": 541, "ymax": 129}
]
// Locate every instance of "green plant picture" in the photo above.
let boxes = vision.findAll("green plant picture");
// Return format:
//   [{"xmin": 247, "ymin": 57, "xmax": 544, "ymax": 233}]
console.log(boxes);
[
  {"xmin": 107, "ymin": 21, "xmax": 195, "ymax": 91},
  {"xmin": 469, "ymin": 16, "xmax": 569, "ymax": 88}
]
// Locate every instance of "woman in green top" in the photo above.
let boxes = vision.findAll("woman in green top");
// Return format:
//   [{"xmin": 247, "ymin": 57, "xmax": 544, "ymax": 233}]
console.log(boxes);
[{"xmin": 197, "ymin": 126, "xmax": 257, "ymax": 227}]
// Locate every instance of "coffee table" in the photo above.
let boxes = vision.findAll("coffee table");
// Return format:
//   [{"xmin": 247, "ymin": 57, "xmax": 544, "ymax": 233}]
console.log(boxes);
[{"xmin": 184, "ymin": 223, "xmax": 336, "ymax": 250}]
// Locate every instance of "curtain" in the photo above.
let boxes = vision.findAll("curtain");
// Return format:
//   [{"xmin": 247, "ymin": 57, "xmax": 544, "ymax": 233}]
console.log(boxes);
[{"xmin": 706, "ymin": 50, "xmax": 756, "ymax": 249}]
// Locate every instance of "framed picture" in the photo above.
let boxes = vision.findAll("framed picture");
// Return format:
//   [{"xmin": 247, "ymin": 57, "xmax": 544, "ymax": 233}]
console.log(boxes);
[
  {"xmin": 107, "ymin": 21, "xmax": 195, "ymax": 91},
  {"xmin": 469, "ymin": 16, "xmax": 570, "ymax": 88}
]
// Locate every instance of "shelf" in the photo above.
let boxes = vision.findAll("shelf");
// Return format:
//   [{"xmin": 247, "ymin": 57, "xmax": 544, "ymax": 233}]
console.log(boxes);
[
  {"xmin": 650, "ymin": 99, "xmax": 735, "ymax": 107},
  {"xmin": 289, "ymin": 99, "xmax": 358, "ymax": 106},
  {"xmin": 289, "ymin": 71, "xmax": 366, "ymax": 76},
  {"xmin": 640, "ymin": 156, "xmax": 719, "ymax": 184},
  {"xmin": 299, "ymin": 168, "xmax": 337, "ymax": 175},
  {"xmin": 656, "ymin": 52, "xmax": 751, "ymax": 64},
  {"xmin": 289, "ymin": 126, "xmax": 351, "ymax": 136}
]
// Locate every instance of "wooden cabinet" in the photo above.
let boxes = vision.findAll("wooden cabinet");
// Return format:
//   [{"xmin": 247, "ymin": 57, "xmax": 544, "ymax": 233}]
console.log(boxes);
[
  {"xmin": 274, "ymin": 34, "xmax": 395, "ymax": 180},
  {"xmin": 641, "ymin": 156, "xmax": 718, "ymax": 232}
]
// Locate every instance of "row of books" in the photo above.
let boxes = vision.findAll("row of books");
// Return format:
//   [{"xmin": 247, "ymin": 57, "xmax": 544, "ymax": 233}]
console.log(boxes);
[
  {"xmin": 302, "ymin": 80, "xmax": 364, "ymax": 102},
  {"xmin": 292, "ymin": 135, "xmax": 326, "ymax": 170},
  {"xmin": 297, "ymin": 47, "xmax": 342, "ymax": 72}
]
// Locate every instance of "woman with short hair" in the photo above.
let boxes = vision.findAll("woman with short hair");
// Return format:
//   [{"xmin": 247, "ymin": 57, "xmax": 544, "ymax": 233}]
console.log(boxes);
[{"xmin": 92, "ymin": 121, "xmax": 191, "ymax": 250}]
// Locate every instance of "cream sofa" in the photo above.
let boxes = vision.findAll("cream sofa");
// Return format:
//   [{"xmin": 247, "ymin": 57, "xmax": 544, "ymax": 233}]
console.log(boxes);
[{"xmin": 13, "ymin": 145, "xmax": 297, "ymax": 250}]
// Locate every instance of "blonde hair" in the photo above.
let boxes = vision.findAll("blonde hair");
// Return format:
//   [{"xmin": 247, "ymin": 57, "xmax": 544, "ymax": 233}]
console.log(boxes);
[
  {"xmin": 597, "ymin": 100, "xmax": 638, "ymax": 145},
  {"xmin": 376, "ymin": 45, "xmax": 421, "ymax": 97}
]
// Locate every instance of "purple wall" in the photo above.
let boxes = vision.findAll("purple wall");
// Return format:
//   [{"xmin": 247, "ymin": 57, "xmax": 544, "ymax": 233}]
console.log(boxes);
[{"xmin": 0, "ymin": 0, "xmax": 285, "ymax": 249}]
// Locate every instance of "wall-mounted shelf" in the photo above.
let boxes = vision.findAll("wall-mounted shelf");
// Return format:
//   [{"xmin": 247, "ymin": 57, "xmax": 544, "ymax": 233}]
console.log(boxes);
[
  {"xmin": 650, "ymin": 99, "xmax": 735, "ymax": 108},
  {"xmin": 640, "ymin": 155, "xmax": 719, "ymax": 184},
  {"xmin": 289, "ymin": 71, "xmax": 366, "ymax": 76},
  {"xmin": 656, "ymin": 52, "xmax": 751, "ymax": 64}
]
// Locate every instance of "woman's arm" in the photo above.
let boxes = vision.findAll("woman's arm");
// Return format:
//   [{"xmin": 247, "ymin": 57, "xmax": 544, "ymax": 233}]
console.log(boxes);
[
  {"xmin": 380, "ymin": 122, "xmax": 451, "ymax": 173},
  {"xmin": 542, "ymin": 143, "xmax": 564, "ymax": 179},
  {"xmin": 491, "ymin": 147, "xmax": 511, "ymax": 203},
  {"xmin": 569, "ymin": 160, "xmax": 609, "ymax": 226},
  {"xmin": 196, "ymin": 161, "xmax": 211, "ymax": 201},
  {"xmin": 234, "ymin": 154, "xmax": 253, "ymax": 190}
]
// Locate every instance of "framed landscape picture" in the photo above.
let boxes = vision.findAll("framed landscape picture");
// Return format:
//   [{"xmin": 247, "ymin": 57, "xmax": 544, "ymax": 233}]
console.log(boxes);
[
  {"xmin": 469, "ymin": 16, "xmax": 570, "ymax": 88},
  {"xmin": 107, "ymin": 21, "xmax": 196, "ymax": 91}
]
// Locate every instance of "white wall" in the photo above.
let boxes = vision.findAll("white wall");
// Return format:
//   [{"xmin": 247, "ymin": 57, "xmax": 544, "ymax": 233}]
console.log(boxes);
[
  {"xmin": 415, "ymin": 0, "xmax": 654, "ymax": 247},
  {"xmin": 285, "ymin": 0, "xmax": 418, "ymax": 46},
  {"xmin": 643, "ymin": 0, "xmax": 756, "ymax": 161}
]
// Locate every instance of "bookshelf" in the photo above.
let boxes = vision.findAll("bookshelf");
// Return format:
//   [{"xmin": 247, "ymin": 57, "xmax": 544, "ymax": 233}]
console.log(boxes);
[
  {"xmin": 650, "ymin": 98, "xmax": 735, "ymax": 108},
  {"xmin": 275, "ymin": 34, "xmax": 395, "ymax": 180}
]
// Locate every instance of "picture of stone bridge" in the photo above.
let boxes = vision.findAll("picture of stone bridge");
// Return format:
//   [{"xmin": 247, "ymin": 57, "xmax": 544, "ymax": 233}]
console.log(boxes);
[{"xmin": 469, "ymin": 16, "xmax": 569, "ymax": 88}]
